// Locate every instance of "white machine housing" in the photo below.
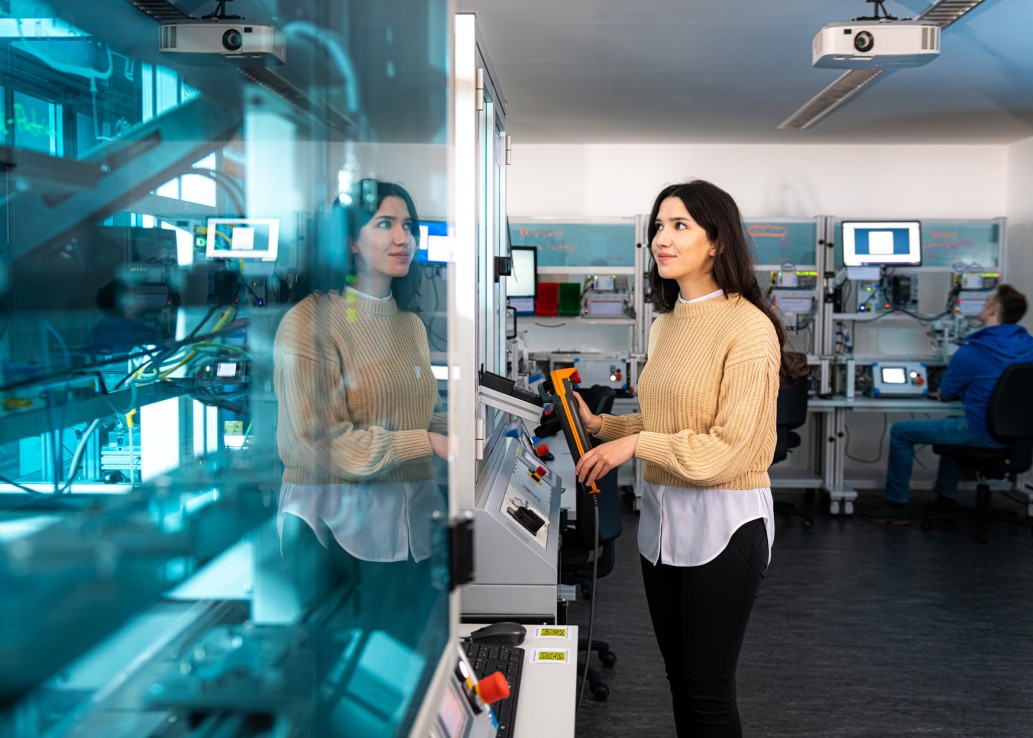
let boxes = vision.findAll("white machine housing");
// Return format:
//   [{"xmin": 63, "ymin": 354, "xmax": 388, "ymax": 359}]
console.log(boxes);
[
  {"xmin": 159, "ymin": 20, "xmax": 286, "ymax": 65},
  {"xmin": 813, "ymin": 20, "xmax": 940, "ymax": 69},
  {"xmin": 462, "ymin": 435, "xmax": 561, "ymax": 622}
]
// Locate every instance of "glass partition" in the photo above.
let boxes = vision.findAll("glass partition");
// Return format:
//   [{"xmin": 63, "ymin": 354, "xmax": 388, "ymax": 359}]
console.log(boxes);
[{"xmin": 0, "ymin": 1, "xmax": 454, "ymax": 736}]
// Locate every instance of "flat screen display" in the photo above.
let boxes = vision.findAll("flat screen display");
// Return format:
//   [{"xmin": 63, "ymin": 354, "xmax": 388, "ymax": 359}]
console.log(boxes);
[
  {"xmin": 842, "ymin": 221, "xmax": 921, "ymax": 267},
  {"xmin": 507, "ymin": 246, "xmax": 537, "ymax": 298},
  {"xmin": 206, "ymin": 218, "xmax": 279, "ymax": 261},
  {"xmin": 880, "ymin": 367, "xmax": 907, "ymax": 385},
  {"xmin": 437, "ymin": 679, "xmax": 469, "ymax": 737}
]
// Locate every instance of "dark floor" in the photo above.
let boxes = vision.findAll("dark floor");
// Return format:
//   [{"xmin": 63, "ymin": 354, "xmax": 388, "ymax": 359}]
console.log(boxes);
[{"xmin": 568, "ymin": 489, "xmax": 1033, "ymax": 738}]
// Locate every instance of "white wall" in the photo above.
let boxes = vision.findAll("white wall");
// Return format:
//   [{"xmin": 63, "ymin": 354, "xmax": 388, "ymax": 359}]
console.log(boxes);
[
  {"xmin": 508, "ymin": 144, "xmax": 1007, "ymax": 220},
  {"xmin": 1006, "ymin": 135, "xmax": 1033, "ymax": 331}
]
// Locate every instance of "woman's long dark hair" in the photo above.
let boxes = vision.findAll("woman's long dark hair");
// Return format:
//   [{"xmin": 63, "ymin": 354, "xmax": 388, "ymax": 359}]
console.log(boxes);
[
  {"xmin": 646, "ymin": 180, "xmax": 806, "ymax": 386},
  {"xmin": 300, "ymin": 179, "xmax": 423, "ymax": 311}
]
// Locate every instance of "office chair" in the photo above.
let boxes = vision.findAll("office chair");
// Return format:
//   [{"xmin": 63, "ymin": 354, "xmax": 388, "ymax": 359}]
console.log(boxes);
[
  {"xmin": 770, "ymin": 373, "xmax": 814, "ymax": 528},
  {"xmin": 560, "ymin": 384, "xmax": 622, "ymax": 700},
  {"xmin": 922, "ymin": 363, "xmax": 1033, "ymax": 544}
]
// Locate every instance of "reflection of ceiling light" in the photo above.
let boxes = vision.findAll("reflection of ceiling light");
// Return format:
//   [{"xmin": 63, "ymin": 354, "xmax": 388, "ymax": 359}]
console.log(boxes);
[
  {"xmin": 126, "ymin": 0, "xmax": 190, "ymax": 22},
  {"xmin": 0, "ymin": 18, "xmax": 88, "ymax": 38},
  {"xmin": 778, "ymin": 0, "xmax": 989, "ymax": 131}
]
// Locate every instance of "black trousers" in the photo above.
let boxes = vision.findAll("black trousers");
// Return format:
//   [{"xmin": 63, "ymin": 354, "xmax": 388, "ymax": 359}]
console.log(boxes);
[{"xmin": 640, "ymin": 518, "xmax": 768, "ymax": 738}]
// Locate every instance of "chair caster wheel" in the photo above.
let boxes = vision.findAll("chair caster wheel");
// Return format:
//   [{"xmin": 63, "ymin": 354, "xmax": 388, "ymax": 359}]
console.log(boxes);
[
  {"xmin": 591, "ymin": 682, "xmax": 610, "ymax": 701},
  {"xmin": 601, "ymin": 651, "xmax": 617, "ymax": 667}
]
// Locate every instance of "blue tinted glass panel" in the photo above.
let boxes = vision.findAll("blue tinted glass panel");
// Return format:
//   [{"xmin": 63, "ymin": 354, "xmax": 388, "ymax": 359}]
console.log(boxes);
[
  {"xmin": 509, "ymin": 221, "xmax": 635, "ymax": 267},
  {"xmin": 745, "ymin": 220, "xmax": 819, "ymax": 266}
]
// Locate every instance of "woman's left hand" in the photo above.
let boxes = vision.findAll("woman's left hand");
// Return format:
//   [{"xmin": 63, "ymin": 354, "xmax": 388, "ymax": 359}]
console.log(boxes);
[{"xmin": 575, "ymin": 434, "xmax": 638, "ymax": 487}]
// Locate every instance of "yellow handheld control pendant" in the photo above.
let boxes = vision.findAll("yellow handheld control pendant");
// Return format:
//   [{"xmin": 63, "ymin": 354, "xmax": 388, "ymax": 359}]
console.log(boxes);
[{"xmin": 549, "ymin": 367, "xmax": 600, "ymax": 495}]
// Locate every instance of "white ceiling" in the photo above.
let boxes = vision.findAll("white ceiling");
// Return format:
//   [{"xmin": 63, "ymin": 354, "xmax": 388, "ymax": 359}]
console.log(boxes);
[{"xmin": 455, "ymin": 0, "xmax": 1033, "ymax": 145}]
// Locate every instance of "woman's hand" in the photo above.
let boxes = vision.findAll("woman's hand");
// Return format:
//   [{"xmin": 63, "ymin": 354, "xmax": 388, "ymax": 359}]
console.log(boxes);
[
  {"xmin": 429, "ymin": 432, "xmax": 449, "ymax": 460},
  {"xmin": 575, "ymin": 434, "xmax": 638, "ymax": 487},
  {"xmin": 572, "ymin": 392, "xmax": 603, "ymax": 435}
]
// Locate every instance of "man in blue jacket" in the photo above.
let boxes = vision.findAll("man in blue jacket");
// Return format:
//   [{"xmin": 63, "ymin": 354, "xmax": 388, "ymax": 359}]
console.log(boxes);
[{"xmin": 867, "ymin": 284, "xmax": 1033, "ymax": 524}]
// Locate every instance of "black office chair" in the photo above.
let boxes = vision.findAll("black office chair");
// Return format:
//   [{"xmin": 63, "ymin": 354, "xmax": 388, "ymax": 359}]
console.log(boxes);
[
  {"xmin": 560, "ymin": 384, "xmax": 622, "ymax": 700},
  {"xmin": 922, "ymin": 363, "xmax": 1033, "ymax": 544},
  {"xmin": 770, "ymin": 373, "xmax": 815, "ymax": 527}
]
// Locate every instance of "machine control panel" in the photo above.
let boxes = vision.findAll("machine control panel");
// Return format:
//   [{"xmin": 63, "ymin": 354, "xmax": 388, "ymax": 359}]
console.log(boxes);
[{"xmin": 871, "ymin": 362, "xmax": 928, "ymax": 397}]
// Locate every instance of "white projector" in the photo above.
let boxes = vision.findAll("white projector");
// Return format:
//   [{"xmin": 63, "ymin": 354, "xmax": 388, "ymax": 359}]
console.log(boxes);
[
  {"xmin": 159, "ymin": 20, "xmax": 286, "ymax": 65},
  {"xmin": 813, "ymin": 20, "xmax": 939, "ymax": 69}
]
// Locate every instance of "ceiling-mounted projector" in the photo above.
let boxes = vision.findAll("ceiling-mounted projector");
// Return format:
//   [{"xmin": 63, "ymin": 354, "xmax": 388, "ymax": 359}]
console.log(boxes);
[
  {"xmin": 813, "ymin": 20, "xmax": 940, "ymax": 69},
  {"xmin": 159, "ymin": 19, "xmax": 286, "ymax": 65}
]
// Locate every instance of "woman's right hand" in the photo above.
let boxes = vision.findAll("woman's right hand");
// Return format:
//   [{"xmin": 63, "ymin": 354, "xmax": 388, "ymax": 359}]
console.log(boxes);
[
  {"xmin": 429, "ymin": 432, "xmax": 449, "ymax": 460},
  {"xmin": 572, "ymin": 392, "xmax": 603, "ymax": 436}
]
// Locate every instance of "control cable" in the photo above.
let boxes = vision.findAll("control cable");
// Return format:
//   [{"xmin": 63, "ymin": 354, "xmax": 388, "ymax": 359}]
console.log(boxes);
[{"xmin": 577, "ymin": 494, "xmax": 601, "ymax": 707}]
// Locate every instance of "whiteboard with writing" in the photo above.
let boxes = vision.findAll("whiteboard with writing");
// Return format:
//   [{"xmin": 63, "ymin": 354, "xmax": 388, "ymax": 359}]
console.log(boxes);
[
  {"xmin": 509, "ymin": 220, "xmax": 636, "ymax": 268},
  {"xmin": 744, "ymin": 219, "xmax": 820, "ymax": 266},
  {"xmin": 919, "ymin": 221, "xmax": 1001, "ymax": 268}
]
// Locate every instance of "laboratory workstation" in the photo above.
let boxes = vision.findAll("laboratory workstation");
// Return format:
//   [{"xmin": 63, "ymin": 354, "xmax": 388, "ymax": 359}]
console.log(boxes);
[
  {"xmin": 6, "ymin": 1, "xmax": 1033, "ymax": 737},
  {"xmin": 501, "ymin": 213, "xmax": 1018, "ymax": 517}
]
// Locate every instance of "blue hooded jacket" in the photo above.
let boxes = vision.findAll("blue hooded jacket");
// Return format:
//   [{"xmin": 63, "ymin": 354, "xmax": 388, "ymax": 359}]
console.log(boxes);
[{"xmin": 939, "ymin": 323, "xmax": 1033, "ymax": 443}]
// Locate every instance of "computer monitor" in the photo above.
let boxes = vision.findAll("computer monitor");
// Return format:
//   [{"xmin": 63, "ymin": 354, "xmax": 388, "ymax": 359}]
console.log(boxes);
[
  {"xmin": 507, "ymin": 246, "xmax": 537, "ymax": 315},
  {"xmin": 206, "ymin": 218, "xmax": 279, "ymax": 261},
  {"xmin": 841, "ymin": 221, "xmax": 921, "ymax": 267}
]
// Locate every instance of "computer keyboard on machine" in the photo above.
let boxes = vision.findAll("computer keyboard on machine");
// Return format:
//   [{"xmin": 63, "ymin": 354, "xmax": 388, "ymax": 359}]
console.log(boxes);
[{"xmin": 463, "ymin": 641, "xmax": 524, "ymax": 738}]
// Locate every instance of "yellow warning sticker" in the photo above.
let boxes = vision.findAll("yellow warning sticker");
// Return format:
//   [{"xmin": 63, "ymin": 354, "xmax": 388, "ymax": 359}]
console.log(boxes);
[{"xmin": 534, "ymin": 626, "xmax": 569, "ymax": 639}]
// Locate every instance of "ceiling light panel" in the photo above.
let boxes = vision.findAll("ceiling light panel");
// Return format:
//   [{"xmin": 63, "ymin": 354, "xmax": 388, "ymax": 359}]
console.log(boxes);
[
  {"xmin": 915, "ymin": 0, "xmax": 987, "ymax": 27},
  {"xmin": 778, "ymin": 68, "xmax": 886, "ymax": 130}
]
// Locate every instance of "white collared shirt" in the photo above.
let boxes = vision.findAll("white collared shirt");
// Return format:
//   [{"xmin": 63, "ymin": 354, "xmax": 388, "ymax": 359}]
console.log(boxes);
[
  {"xmin": 678, "ymin": 288, "xmax": 724, "ymax": 304},
  {"xmin": 638, "ymin": 481, "xmax": 773, "ymax": 566},
  {"xmin": 640, "ymin": 288, "xmax": 774, "ymax": 566}
]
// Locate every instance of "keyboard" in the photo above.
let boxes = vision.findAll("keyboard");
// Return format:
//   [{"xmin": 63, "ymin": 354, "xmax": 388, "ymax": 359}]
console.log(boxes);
[{"xmin": 463, "ymin": 641, "xmax": 524, "ymax": 738}]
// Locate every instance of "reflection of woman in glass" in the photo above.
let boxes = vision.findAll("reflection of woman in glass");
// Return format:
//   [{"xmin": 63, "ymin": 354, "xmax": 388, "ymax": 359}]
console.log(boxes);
[{"xmin": 274, "ymin": 179, "xmax": 447, "ymax": 566}]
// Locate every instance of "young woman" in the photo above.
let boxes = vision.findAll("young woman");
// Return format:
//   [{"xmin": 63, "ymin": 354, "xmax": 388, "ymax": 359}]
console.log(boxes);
[
  {"xmin": 574, "ymin": 180, "xmax": 804, "ymax": 737},
  {"xmin": 274, "ymin": 179, "xmax": 447, "ymax": 565}
]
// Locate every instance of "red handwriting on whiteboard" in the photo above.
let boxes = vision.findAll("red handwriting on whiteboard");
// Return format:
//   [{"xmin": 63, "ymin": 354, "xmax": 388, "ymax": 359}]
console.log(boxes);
[{"xmin": 747, "ymin": 224, "xmax": 788, "ymax": 239}]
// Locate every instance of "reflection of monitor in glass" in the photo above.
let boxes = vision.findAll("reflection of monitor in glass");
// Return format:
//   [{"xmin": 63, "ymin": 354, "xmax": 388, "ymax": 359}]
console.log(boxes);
[
  {"xmin": 206, "ymin": 218, "xmax": 279, "ymax": 261},
  {"xmin": 842, "ymin": 221, "xmax": 921, "ymax": 267},
  {"xmin": 415, "ymin": 220, "xmax": 450, "ymax": 264},
  {"xmin": 507, "ymin": 246, "xmax": 537, "ymax": 315}
]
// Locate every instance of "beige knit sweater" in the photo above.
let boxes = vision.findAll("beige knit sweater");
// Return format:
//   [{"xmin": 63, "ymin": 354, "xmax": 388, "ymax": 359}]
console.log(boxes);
[
  {"xmin": 596, "ymin": 294, "xmax": 779, "ymax": 489},
  {"xmin": 274, "ymin": 289, "xmax": 445, "ymax": 484}
]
